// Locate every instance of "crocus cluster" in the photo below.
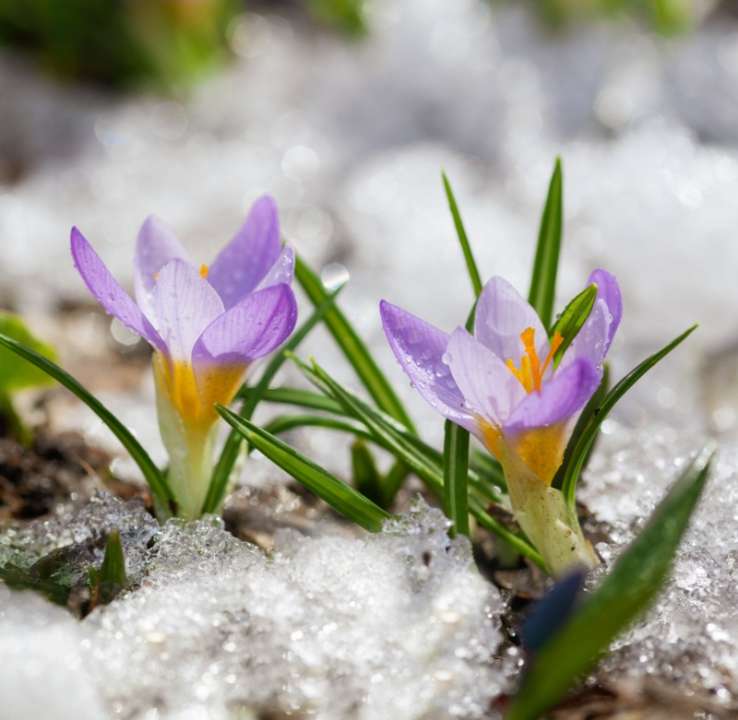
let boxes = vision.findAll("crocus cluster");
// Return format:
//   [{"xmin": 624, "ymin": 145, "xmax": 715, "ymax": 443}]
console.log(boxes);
[
  {"xmin": 381, "ymin": 271, "xmax": 621, "ymax": 574},
  {"xmin": 72, "ymin": 196, "xmax": 297, "ymax": 518}
]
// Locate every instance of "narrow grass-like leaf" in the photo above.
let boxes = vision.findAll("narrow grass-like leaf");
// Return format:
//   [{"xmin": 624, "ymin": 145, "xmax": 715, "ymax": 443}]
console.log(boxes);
[
  {"xmin": 296, "ymin": 359, "xmax": 545, "ymax": 564},
  {"xmin": 550, "ymin": 284, "xmax": 597, "ymax": 368},
  {"xmin": 240, "ymin": 386, "xmax": 345, "ymax": 415},
  {"xmin": 89, "ymin": 530, "xmax": 127, "ymax": 608},
  {"xmin": 506, "ymin": 446, "xmax": 713, "ymax": 720},
  {"xmin": 443, "ymin": 420, "xmax": 470, "ymax": 537},
  {"xmin": 528, "ymin": 158, "xmax": 563, "ymax": 330},
  {"xmin": 295, "ymin": 255, "xmax": 415, "ymax": 430},
  {"xmin": 0, "ymin": 331, "xmax": 173, "ymax": 514},
  {"xmin": 263, "ymin": 414, "xmax": 371, "ymax": 442},
  {"xmin": 561, "ymin": 325, "xmax": 697, "ymax": 509},
  {"xmin": 203, "ymin": 285, "xmax": 344, "ymax": 515},
  {"xmin": 217, "ymin": 406, "xmax": 391, "ymax": 532},
  {"xmin": 442, "ymin": 172, "xmax": 483, "ymax": 297},
  {"xmin": 351, "ymin": 440, "xmax": 384, "ymax": 505},
  {"xmin": 552, "ymin": 365, "xmax": 609, "ymax": 491}
]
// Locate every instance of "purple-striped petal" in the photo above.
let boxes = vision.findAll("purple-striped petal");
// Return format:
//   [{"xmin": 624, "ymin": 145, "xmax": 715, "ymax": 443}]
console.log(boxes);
[
  {"xmin": 380, "ymin": 301, "xmax": 476, "ymax": 432},
  {"xmin": 587, "ymin": 269, "xmax": 622, "ymax": 352},
  {"xmin": 446, "ymin": 327, "xmax": 525, "ymax": 427},
  {"xmin": 504, "ymin": 358, "xmax": 599, "ymax": 434},
  {"xmin": 134, "ymin": 215, "xmax": 189, "ymax": 320},
  {"xmin": 475, "ymin": 276, "xmax": 548, "ymax": 363},
  {"xmin": 151, "ymin": 259, "xmax": 224, "ymax": 361},
  {"xmin": 192, "ymin": 283, "xmax": 297, "ymax": 367},
  {"xmin": 256, "ymin": 245, "xmax": 295, "ymax": 291},
  {"xmin": 70, "ymin": 227, "xmax": 164, "ymax": 351},
  {"xmin": 207, "ymin": 195, "xmax": 281, "ymax": 310},
  {"xmin": 568, "ymin": 298, "xmax": 610, "ymax": 370}
]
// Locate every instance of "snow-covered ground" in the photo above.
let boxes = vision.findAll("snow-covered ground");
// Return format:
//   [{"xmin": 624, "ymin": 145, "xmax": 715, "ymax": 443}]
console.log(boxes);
[{"xmin": 2, "ymin": 0, "xmax": 738, "ymax": 717}]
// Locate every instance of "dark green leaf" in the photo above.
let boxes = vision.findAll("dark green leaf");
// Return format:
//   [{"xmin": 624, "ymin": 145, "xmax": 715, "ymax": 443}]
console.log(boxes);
[
  {"xmin": 217, "ymin": 405, "xmax": 392, "ymax": 532},
  {"xmin": 240, "ymin": 386, "xmax": 345, "ymax": 415},
  {"xmin": 0, "ymin": 563, "xmax": 71, "ymax": 606},
  {"xmin": 295, "ymin": 358, "xmax": 543, "ymax": 565},
  {"xmin": 443, "ymin": 420, "xmax": 470, "ymax": 537},
  {"xmin": 203, "ymin": 284, "xmax": 344, "ymax": 515},
  {"xmin": 295, "ymin": 255, "xmax": 415, "ymax": 430},
  {"xmin": 552, "ymin": 365, "xmax": 610, "ymax": 491},
  {"xmin": 528, "ymin": 158, "xmax": 563, "ymax": 330},
  {"xmin": 550, "ymin": 284, "xmax": 597, "ymax": 368},
  {"xmin": 561, "ymin": 325, "xmax": 697, "ymax": 509},
  {"xmin": 351, "ymin": 439, "xmax": 384, "ymax": 505},
  {"xmin": 89, "ymin": 530, "xmax": 127, "ymax": 607},
  {"xmin": 442, "ymin": 172, "xmax": 483, "ymax": 298},
  {"xmin": 0, "ymin": 331, "xmax": 173, "ymax": 515},
  {"xmin": 263, "ymin": 413, "xmax": 371, "ymax": 442},
  {"xmin": 507, "ymin": 446, "xmax": 713, "ymax": 720}
]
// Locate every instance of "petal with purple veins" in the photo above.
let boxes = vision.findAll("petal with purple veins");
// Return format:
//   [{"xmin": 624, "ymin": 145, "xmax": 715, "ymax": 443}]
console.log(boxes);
[
  {"xmin": 256, "ymin": 245, "xmax": 295, "ymax": 291},
  {"xmin": 475, "ymin": 276, "xmax": 548, "ymax": 363},
  {"xmin": 151, "ymin": 259, "xmax": 224, "ymax": 362},
  {"xmin": 504, "ymin": 357, "xmax": 599, "ymax": 434},
  {"xmin": 208, "ymin": 195, "xmax": 281, "ymax": 309},
  {"xmin": 134, "ymin": 215, "xmax": 190, "ymax": 320},
  {"xmin": 587, "ymin": 268, "xmax": 622, "ymax": 352},
  {"xmin": 70, "ymin": 227, "xmax": 164, "ymax": 351},
  {"xmin": 568, "ymin": 298, "xmax": 610, "ymax": 370},
  {"xmin": 380, "ymin": 301, "xmax": 476, "ymax": 433},
  {"xmin": 446, "ymin": 327, "xmax": 525, "ymax": 427},
  {"xmin": 192, "ymin": 283, "xmax": 298, "ymax": 367}
]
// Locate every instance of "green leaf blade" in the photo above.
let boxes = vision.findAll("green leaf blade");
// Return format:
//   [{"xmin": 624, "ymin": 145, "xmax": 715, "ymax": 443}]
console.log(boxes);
[
  {"xmin": 528, "ymin": 158, "xmax": 563, "ymax": 330},
  {"xmin": 506, "ymin": 446, "xmax": 713, "ymax": 720},
  {"xmin": 0, "ymin": 331, "xmax": 173, "ymax": 514},
  {"xmin": 550, "ymin": 283, "xmax": 597, "ymax": 368},
  {"xmin": 295, "ymin": 255, "xmax": 415, "ymax": 431},
  {"xmin": 443, "ymin": 420, "xmax": 470, "ymax": 537},
  {"xmin": 442, "ymin": 172, "xmax": 483, "ymax": 298},
  {"xmin": 561, "ymin": 325, "xmax": 697, "ymax": 509},
  {"xmin": 217, "ymin": 405, "xmax": 391, "ymax": 532}
]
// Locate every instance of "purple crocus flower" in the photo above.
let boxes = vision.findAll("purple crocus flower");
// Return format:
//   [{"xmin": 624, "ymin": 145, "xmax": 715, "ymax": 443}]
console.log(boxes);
[
  {"xmin": 71, "ymin": 195, "xmax": 298, "ymax": 517},
  {"xmin": 381, "ymin": 271, "xmax": 621, "ymax": 573}
]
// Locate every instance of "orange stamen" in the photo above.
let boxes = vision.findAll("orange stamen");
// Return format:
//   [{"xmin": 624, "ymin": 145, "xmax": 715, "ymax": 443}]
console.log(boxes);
[
  {"xmin": 505, "ymin": 328, "xmax": 564, "ymax": 394},
  {"xmin": 199, "ymin": 264, "xmax": 209, "ymax": 279}
]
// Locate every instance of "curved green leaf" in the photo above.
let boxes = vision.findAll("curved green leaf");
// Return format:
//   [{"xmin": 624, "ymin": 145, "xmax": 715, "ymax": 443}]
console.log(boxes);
[
  {"xmin": 442, "ymin": 172, "xmax": 483, "ymax": 297},
  {"xmin": 217, "ymin": 406, "xmax": 391, "ymax": 532},
  {"xmin": 295, "ymin": 255, "xmax": 415, "ymax": 431},
  {"xmin": 528, "ymin": 158, "xmax": 563, "ymax": 330},
  {"xmin": 561, "ymin": 325, "xmax": 697, "ymax": 509},
  {"xmin": 0, "ymin": 331, "xmax": 172, "ymax": 514},
  {"xmin": 550, "ymin": 284, "xmax": 597, "ymax": 368},
  {"xmin": 507, "ymin": 446, "xmax": 713, "ymax": 720}
]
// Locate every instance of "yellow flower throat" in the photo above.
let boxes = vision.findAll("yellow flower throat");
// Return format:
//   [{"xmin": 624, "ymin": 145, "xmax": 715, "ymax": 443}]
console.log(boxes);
[{"xmin": 505, "ymin": 327, "xmax": 563, "ymax": 394}]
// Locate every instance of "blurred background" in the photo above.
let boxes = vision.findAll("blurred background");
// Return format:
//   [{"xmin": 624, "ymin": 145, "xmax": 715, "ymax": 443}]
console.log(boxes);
[{"xmin": 1, "ymin": 0, "xmax": 737, "ymax": 477}]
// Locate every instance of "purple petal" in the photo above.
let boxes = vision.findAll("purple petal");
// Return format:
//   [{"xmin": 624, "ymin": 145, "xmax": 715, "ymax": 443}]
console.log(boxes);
[
  {"xmin": 475, "ymin": 276, "xmax": 548, "ymax": 363},
  {"xmin": 208, "ymin": 195, "xmax": 281, "ymax": 309},
  {"xmin": 151, "ymin": 259, "xmax": 224, "ymax": 361},
  {"xmin": 568, "ymin": 298, "xmax": 609, "ymax": 370},
  {"xmin": 446, "ymin": 327, "xmax": 525, "ymax": 427},
  {"xmin": 504, "ymin": 358, "xmax": 599, "ymax": 433},
  {"xmin": 256, "ymin": 245, "xmax": 295, "ymax": 291},
  {"xmin": 70, "ymin": 227, "xmax": 164, "ymax": 351},
  {"xmin": 380, "ymin": 301, "xmax": 476, "ymax": 432},
  {"xmin": 192, "ymin": 283, "xmax": 297, "ymax": 368},
  {"xmin": 587, "ymin": 269, "xmax": 622, "ymax": 352},
  {"xmin": 134, "ymin": 215, "xmax": 189, "ymax": 319}
]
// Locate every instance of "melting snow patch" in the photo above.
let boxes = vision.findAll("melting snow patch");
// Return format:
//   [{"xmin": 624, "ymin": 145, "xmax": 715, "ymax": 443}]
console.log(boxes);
[{"xmin": 33, "ymin": 498, "xmax": 506, "ymax": 720}]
